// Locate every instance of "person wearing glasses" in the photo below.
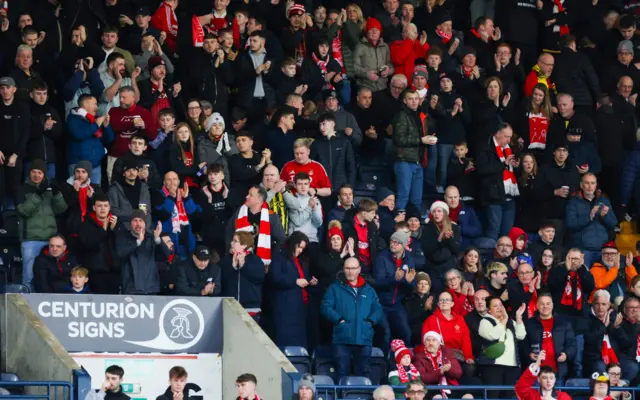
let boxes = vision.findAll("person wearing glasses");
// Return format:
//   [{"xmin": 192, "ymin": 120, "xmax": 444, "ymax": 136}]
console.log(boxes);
[
  {"xmin": 588, "ymin": 242, "xmax": 637, "ymax": 307},
  {"xmin": 606, "ymin": 363, "xmax": 633, "ymax": 399},
  {"xmin": 506, "ymin": 263, "xmax": 541, "ymax": 322},
  {"xmin": 404, "ymin": 380, "xmax": 426, "ymax": 400},
  {"xmin": 614, "ymin": 297, "xmax": 640, "ymax": 382}
]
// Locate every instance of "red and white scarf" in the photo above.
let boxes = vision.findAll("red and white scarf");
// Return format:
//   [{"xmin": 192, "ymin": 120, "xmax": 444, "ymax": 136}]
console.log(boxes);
[
  {"xmin": 524, "ymin": 284, "xmax": 538, "ymax": 318},
  {"xmin": 1, "ymin": 1, "xmax": 7, "ymax": 15},
  {"xmin": 561, "ymin": 271, "xmax": 582, "ymax": 311},
  {"xmin": 601, "ymin": 333, "xmax": 619, "ymax": 364},
  {"xmin": 312, "ymin": 52, "xmax": 334, "ymax": 89},
  {"xmin": 395, "ymin": 363, "xmax": 420, "ymax": 383},
  {"xmin": 162, "ymin": 187, "xmax": 189, "ymax": 233},
  {"xmin": 636, "ymin": 331, "xmax": 640, "ymax": 362},
  {"xmin": 235, "ymin": 202, "xmax": 272, "ymax": 266},
  {"xmin": 527, "ymin": 112, "xmax": 549, "ymax": 150},
  {"xmin": 426, "ymin": 350, "xmax": 451, "ymax": 397},
  {"xmin": 73, "ymin": 107, "xmax": 103, "ymax": 138},
  {"xmin": 551, "ymin": 0, "xmax": 570, "ymax": 36},
  {"xmin": 436, "ymin": 28, "xmax": 452, "ymax": 44},
  {"xmin": 493, "ymin": 136, "xmax": 519, "ymax": 197}
]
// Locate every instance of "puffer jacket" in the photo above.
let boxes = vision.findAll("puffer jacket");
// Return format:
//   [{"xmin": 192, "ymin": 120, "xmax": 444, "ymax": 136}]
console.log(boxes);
[
  {"xmin": 353, "ymin": 37, "xmax": 394, "ymax": 92},
  {"xmin": 196, "ymin": 133, "xmax": 238, "ymax": 182},
  {"xmin": 66, "ymin": 108, "xmax": 115, "ymax": 167},
  {"xmin": 16, "ymin": 179, "xmax": 68, "ymax": 241},
  {"xmin": 392, "ymin": 105, "xmax": 430, "ymax": 163},
  {"xmin": 553, "ymin": 47, "xmax": 600, "ymax": 107},
  {"xmin": 565, "ymin": 190, "xmax": 617, "ymax": 251},
  {"xmin": 374, "ymin": 248, "xmax": 415, "ymax": 306},
  {"xmin": 310, "ymin": 133, "xmax": 357, "ymax": 190},
  {"xmin": 320, "ymin": 276, "xmax": 384, "ymax": 346},
  {"xmin": 33, "ymin": 248, "xmax": 78, "ymax": 293}
]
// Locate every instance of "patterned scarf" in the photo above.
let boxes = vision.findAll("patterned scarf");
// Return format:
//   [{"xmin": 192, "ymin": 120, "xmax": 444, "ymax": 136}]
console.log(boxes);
[
  {"xmin": 527, "ymin": 112, "xmax": 550, "ymax": 150},
  {"xmin": 561, "ymin": 271, "xmax": 582, "ymax": 310},
  {"xmin": 425, "ymin": 350, "xmax": 451, "ymax": 397},
  {"xmin": 436, "ymin": 28, "xmax": 452, "ymax": 43},
  {"xmin": 162, "ymin": 187, "xmax": 189, "ymax": 233},
  {"xmin": 235, "ymin": 202, "xmax": 272, "ymax": 266},
  {"xmin": 493, "ymin": 136, "xmax": 520, "ymax": 197},
  {"xmin": 396, "ymin": 364, "xmax": 420, "ymax": 383},
  {"xmin": 601, "ymin": 333, "xmax": 619, "ymax": 364},
  {"xmin": 551, "ymin": 0, "xmax": 570, "ymax": 35},
  {"xmin": 66, "ymin": 176, "xmax": 92, "ymax": 221},
  {"xmin": 312, "ymin": 52, "xmax": 334, "ymax": 90},
  {"xmin": 636, "ymin": 332, "xmax": 640, "ymax": 362}
]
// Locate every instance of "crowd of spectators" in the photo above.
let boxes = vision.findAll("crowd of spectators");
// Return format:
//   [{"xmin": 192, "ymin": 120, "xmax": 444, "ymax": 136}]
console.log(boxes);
[{"xmin": 3, "ymin": 0, "xmax": 640, "ymax": 392}]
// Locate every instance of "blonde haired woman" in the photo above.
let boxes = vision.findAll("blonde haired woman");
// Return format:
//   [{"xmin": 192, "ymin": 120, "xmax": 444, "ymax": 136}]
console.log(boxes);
[{"xmin": 422, "ymin": 200, "xmax": 461, "ymax": 291}]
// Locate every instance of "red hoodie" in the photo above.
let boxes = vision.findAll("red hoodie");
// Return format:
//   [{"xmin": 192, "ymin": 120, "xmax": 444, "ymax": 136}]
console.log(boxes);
[
  {"xmin": 508, "ymin": 226, "xmax": 529, "ymax": 252},
  {"xmin": 108, "ymin": 104, "xmax": 157, "ymax": 157},
  {"xmin": 419, "ymin": 308, "xmax": 474, "ymax": 360}
]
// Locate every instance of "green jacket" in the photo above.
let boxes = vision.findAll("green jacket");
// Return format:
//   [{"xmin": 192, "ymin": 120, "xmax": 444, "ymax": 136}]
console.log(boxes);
[
  {"xmin": 392, "ymin": 105, "xmax": 429, "ymax": 163},
  {"xmin": 16, "ymin": 180, "xmax": 67, "ymax": 241},
  {"xmin": 353, "ymin": 37, "xmax": 394, "ymax": 92}
]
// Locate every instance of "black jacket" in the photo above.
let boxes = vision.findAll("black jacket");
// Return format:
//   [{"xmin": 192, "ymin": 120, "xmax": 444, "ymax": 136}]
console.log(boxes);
[
  {"xmin": 487, "ymin": 62, "xmax": 526, "ymax": 99},
  {"xmin": 60, "ymin": 181, "xmax": 105, "ymax": 235},
  {"xmin": 597, "ymin": 99, "xmax": 636, "ymax": 169},
  {"xmin": 617, "ymin": 316, "xmax": 640, "ymax": 360},
  {"xmin": 0, "ymin": 99, "xmax": 30, "ymax": 160},
  {"xmin": 498, "ymin": 0, "xmax": 539, "ymax": 45},
  {"xmin": 28, "ymin": 101, "xmax": 62, "ymax": 163},
  {"xmin": 348, "ymin": 102, "xmax": 385, "ymax": 157},
  {"xmin": 465, "ymin": 310, "xmax": 486, "ymax": 358},
  {"xmin": 310, "ymin": 134, "xmax": 356, "ymax": 190},
  {"xmin": 196, "ymin": 184, "xmax": 235, "ymax": 253},
  {"xmin": 113, "ymin": 152, "xmax": 162, "ymax": 191},
  {"xmin": 341, "ymin": 208, "xmax": 380, "ymax": 274},
  {"xmin": 546, "ymin": 264, "xmax": 594, "ymax": 332},
  {"xmin": 33, "ymin": 249, "xmax": 78, "ymax": 293},
  {"xmin": 534, "ymin": 161, "xmax": 581, "ymax": 219},
  {"xmin": 553, "ymin": 47, "xmax": 600, "ymax": 107},
  {"xmin": 464, "ymin": 31, "xmax": 497, "ymax": 71},
  {"xmin": 515, "ymin": 174, "xmax": 543, "ymax": 233},
  {"xmin": 220, "ymin": 253, "xmax": 265, "ymax": 310},
  {"xmin": 77, "ymin": 213, "xmax": 118, "ymax": 276},
  {"xmin": 602, "ymin": 61, "xmax": 640, "ymax": 95},
  {"xmin": 314, "ymin": 250, "xmax": 346, "ymax": 293},
  {"xmin": 475, "ymin": 140, "xmax": 511, "ymax": 205},
  {"xmin": 546, "ymin": 112, "xmax": 598, "ymax": 149},
  {"xmin": 524, "ymin": 314, "xmax": 577, "ymax": 365},
  {"xmin": 185, "ymin": 49, "xmax": 233, "ymax": 113},
  {"xmin": 235, "ymin": 51, "xmax": 276, "ymax": 109},
  {"xmin": 421, "ymin": 221, "xmax": 461, "ymax": 278},
  {"xmin": 403, "ymin": 291, "xmax": 433, "ymax": 346},
  {"xmin": 116, "ymin": 228, "xmax": 170, "ymax": 294},
  {"xmin": 583, "ymin": 310, "xmax": 627, "ymax": 367},
  {"xmin": 432, "ymin": 90, "xmax": 471, "ymax": 145},
  {"xmin": 175, "ymin": 257, "xmax": 222, "ymax": 296},
  {"xmin": 138, "ymin": 77, "xmax": 179, "ymax": 114}
]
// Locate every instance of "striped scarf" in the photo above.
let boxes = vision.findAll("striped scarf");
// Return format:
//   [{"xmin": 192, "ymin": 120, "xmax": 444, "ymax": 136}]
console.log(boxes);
[
  {"xmin": 235, "ymin": 202, "xmax": 272, "ymax": 266},
  {"xmin": 268, "ymin": 191, "xmax": 288, "ymax": 233},
  {"xmin": 493, "ymin": 136, "xmax": 520, "ymax": 197}
]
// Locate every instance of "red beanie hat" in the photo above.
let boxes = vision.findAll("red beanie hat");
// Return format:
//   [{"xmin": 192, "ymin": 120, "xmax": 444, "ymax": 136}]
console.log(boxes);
[
  {"xmin": 327, "ymin": 220, "xmax": 344, "ymax": 246},
  {"xmin": 365, "ymin": 17, "xmax": 382, "ymax": 33},
  {"xmin": 390, "ymin": 339, "xmax": 412, "ymax": 364},
  {"xmin": 602, "ymin": 241, "xmax": 618, "ymax": 251}
]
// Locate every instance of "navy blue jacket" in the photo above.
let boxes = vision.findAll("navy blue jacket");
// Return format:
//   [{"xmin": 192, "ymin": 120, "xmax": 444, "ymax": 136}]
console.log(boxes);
[
  {"xmin": 524, "ymin": 314, "xmax": 577, "ymax": 367},
  {"xmin": 621, "ymin": 141, "xmax": 640, "ymax": 206},
  {"xmin": 268, "ymin": 251, "xmax": 312, "ymax": 348},
  {"xmin": 66, "ymin": 110, "xmax": 114, "ymax": 167},
  {"xmin": 374, "ymin": 249, "xmax": 415, "ymax": 306},
  {"xmin": 321, "ymin": 277, "xmax": 384, "ymax": 346},
  {"xmin": 154, "ymin": 191, "xmax": 199, "ymax": 259},
  {"xmin": 220, "ymin": 253, "xmax": 265, "ymax": 310},
  {"xmin": 566, "ymin": 190, "xmax": 617, "ymax": 251},
  {"xmin": 567, "ymin": 140, "xmax": 602, "ymax": 175},
  {"xmin": 455, "ymin": 203, "xmax": 483, "ymax": 248}
]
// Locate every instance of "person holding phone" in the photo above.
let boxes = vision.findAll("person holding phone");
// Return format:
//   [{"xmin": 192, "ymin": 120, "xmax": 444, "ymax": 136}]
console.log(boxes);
[{"xmin": 175, "ymin": 244, "xmax": 221, "ymax": 296}]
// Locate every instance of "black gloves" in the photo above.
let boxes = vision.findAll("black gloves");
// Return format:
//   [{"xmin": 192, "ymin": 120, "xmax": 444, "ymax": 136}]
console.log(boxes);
[{"xmin": 49, "ymin": 180, "xmax": 60, "ymax": 195}]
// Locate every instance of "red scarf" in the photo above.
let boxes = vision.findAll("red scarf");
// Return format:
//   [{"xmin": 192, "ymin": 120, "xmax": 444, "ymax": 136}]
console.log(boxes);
[
  {"xmin": 235, "ymin": 202, "xmax": 272, "ymax": 266},
  {"xmin": 162, "ymin": 187, "xmax": 189, "ymax": 233},
  {"xmin": 436, "ymin": 28, "xmax": 452, "ymax": 44},
  {"xmin": 312, "ymin": 52, "xmax": 335, "ymax": 90},
  {"xmin": 348, "ymin": 275, "xmax": 366, "ymax": 288},
  {"xmin": 449, "ymin": 203, "xmax": 461, "ymax": 223},
  {"xmin": 469, "ymin": 28, "xmax": 484, "ymax": 40},
  {"xmin": 396, "ymin": 364, "xmax": 420, "ymax": 383},
  {"xmin": 294, "ymin": 257, "xmax": 308, "ymax": 304},
  {"xmin": 636, "ymin": 333, "xmax": 640, "ymax": 362},
  {"xmin": 462, "ymin": 66, "xmax": 473, "ymax": 78},
  {"xmin": 332, "ymin": 30, "xmax": 346, "ymax": 74},
  {"xmin": 601, "ymin": 333, "xmax": 619, "ymax": 364},
  {"xmin": 150, "ymin": 80, "xmax": 171, "ymax": 123},
  {"xmin": 561, "ymin": 271, "xmax": 582, "ymax": 310},
  {"xmin": 527, "ymin": 113, "xmax": 550, "ymax": 150},
  {"xmin": 77, "ymin": 108, "xmax": 103, "ymax": 138},
  {"xmin": 551, "ymin": 0, "xmax": 570, "ymax": 36},
  {"xmin": 524, "ymin": 284, "xmax": 538, "ymax": 318},
  {"xmin": 151, "ymin": 2, "xmax": 178, "ymax": 52},
  {"xmin": 425, "ymin": 350, "xmax": 453, "ymax": 396},
  {"xmin": 79, "ymin": 186, "xmax": 89, "ymax": 221},
  {"xmin": 494, "ymin": 137, "xmax": 519, "ymax": 196}
]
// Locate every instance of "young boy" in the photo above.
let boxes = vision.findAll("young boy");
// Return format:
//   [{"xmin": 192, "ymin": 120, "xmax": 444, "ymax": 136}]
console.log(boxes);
[
  {"xmin": 388, "ymin": 339, "xmax": 421, "ymax": 389},
  {"xmin": 86, "ymin": 365, "xmax": 130, "ymax": 400},
  {"xmin": 528, "ymin": 221, "xmax": 562, "ymax": 265},
  {"xmin": 276, "ymin": 57, "xmax": 306, "ymax": 104},
  {"xmin": 198, "ymin": 164, "xmax": 234, "ymax": 255},
  {"xmin": 515, "ymin": 351, "xmax": 571, "ymax": 400},
  {"xmin": 235, "ymin": 373, "xmax": 260, "ymax": 400},
  {"xmin": 283, "ymin": 172, "xmax": 323, "ymax": 243},
  {"xmin": 157, "ymin": 366, "xmax": 190, "ymax": 400},
  {"xmin": 65, "ymin": 266, "xmax": 90, "ymax": 294},
  {"xmin": 149, "ymin": 108, "xmax": 175, "ymax": 175},
  {"xmin": 342, "ymin": 198, "xmax": 379, "ymax": 275},
  {"xmin": 447, "ymin": 141, "xmax": 476, "ymax": 201}
]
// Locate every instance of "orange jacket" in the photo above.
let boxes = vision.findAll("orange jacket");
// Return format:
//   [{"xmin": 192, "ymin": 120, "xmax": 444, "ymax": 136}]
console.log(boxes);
[{"xmin": 588, "ymin": 261, "xmax": 637, "ymax": 301}]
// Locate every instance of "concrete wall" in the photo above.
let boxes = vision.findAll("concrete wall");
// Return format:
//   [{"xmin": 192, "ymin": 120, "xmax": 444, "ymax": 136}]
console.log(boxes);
[
  {"xmin": 0, "ymin": 294, "xmax": 81, "ymax": 397},
  {"xmin": 222, "ymin": 299, "xmax": 297, "ymax": 400}
]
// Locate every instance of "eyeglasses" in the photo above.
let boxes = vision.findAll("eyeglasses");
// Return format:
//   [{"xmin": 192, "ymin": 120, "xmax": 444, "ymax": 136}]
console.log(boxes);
[
  {"xmin": 542, "ymin": 254, "xmax": 554, "ymax": 259},
  {"xmin": 602, "ymin": 252, "xmax": 618, "ymax": 256},
  {"xmin": 608, "ymin": 372, "xmax": 621, "ymax": 377},
  {"xmin": 407, "ymin": 390, "xmax": 426, "ymax": 395},
  {"xmin": 439, "ymin": 299, "xmax": 452, "ymax": 303},
  {"xmin": 497, "ymin": 243, "xmax": 513, "ymax": 248},
  {"xmin": 518, "ymin": 270, "xmax": 534, "ymax": 276},
  {"xmin": 446, "ymin": 277, "xmax": 460, "ymax": 282},
  {"xmin": 391, "ymin": 85, "xmax": 406, "ymax": 90}
]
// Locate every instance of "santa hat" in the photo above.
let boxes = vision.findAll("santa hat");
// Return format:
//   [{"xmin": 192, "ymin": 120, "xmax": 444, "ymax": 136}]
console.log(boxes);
[
  {"xmin": 365, "ymin": 18, "xmax": 382, "ymax": 33},
  {"xmin": 423, "ymin": 330, "xmax": 443, "ymax": 345},
  {"xmin": 390, "ymin": 339, "xmax": 412, "ymax": 364}
]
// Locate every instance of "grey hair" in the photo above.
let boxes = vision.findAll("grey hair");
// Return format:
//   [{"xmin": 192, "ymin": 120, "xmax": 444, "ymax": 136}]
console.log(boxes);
[
  {"xmin": 390, "ymin": 74, "xmax": 408, "ymax": 88},
  {"xmin": 557, "ymin": 92, "xmax": 574, "ymax": 102},
  {"xmin": 373, "ymin": 385, "xmax": 395, "ymax": 400},
  {"xmin": 16, "ymin": 44, "xmax": 32, "ymax": 55},
  {"xmin": 593, "ymin": 289, "xmax": 611, "ymax": 303},
  {"xmin": 445, "ymin": 268, "xmax": 463, "ymax": 281}
]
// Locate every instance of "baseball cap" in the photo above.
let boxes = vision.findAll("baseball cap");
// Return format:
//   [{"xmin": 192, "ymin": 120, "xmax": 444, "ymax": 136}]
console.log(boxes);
[
  {"xmin": 323, "ymin": 89, "xmax": 338, "ymax": 102},
  {"xmin": 136, "ymin": 7, "xmax": 151, "ymax": 16},
  {"xmin": 194, "ymin": 245, "xmax": 212, "ymax": 261},
  {"xmin": 0, "ymin": 77, "xmax": 16, "ymax": 87}
]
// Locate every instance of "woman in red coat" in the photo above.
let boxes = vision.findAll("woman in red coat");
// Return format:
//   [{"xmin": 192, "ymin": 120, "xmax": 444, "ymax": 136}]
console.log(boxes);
[{"xmin": 390, "ymin": 23, "xmax": 430, "ymax": 83}]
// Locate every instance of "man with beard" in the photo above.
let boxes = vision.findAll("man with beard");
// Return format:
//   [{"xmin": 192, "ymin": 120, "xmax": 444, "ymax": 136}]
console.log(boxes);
[
  {"xmin": 100, "ymin": 52, "xmax": 140, "ymax": 115},
  {"xmin": 589, "ymin": 242, "xmax": 637, "ymax": 306},
  {"xmin": 108, "ymin": 161, "xmax": 152, "ymax": 227},
  {"xmin": 485, "ymin": 261, "xmax": 508, "ymax": 301},
  {"xmin": 138, "ymin": 56, "xmax": 181, "ymax": 122}
]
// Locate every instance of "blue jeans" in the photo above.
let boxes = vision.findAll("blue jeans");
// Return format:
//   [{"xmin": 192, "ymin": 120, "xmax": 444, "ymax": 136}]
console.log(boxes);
[
  {"xmin": 437, "ymin": 144, "xmax": 454, "ymax": 188},
  {"xmin": 423, "ymin": 145, "xmax": 437, "ymax": 191},
  {"xmin": 334, "ymin": 344, "xmax": 371, "ymax": 379},
  {"xmin": 68, "ymin": 164, "xmax": 102, "ymax": 186},
  {"xmin": 337, "ymin": 80, "xmax": 351, "ymax": 105},
  {"xmin": 21, "ymin": 240, "xmax": 48, "ymax": 291},
  {"xmin": 583, "ymin": 250, "xmax": 601, "ymax": 269},
  {"xmin": 394, "ymin": 161, "xmax": 423, "ymax": 210},
  {"xmin": 483, "ymin": 200, "xmax": 516, "ymax": 240},
  {"xmin": 620, "ymin": 356, "xmax": 640, "ymax": 381},
  {"xmin": 382, "ymin": 303, "xmax": 412, "ymax": 345},
  {"xmin": 573, "ymin": 334, "xmax": 584, "ymax": 378}
]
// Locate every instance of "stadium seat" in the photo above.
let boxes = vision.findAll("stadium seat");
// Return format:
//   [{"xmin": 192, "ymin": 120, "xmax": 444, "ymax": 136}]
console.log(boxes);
[
  {"xmin": 0, "ymin": 373, "xmax": 19, "ymax": 382},
  {"xmin": 314, "ymin": 346, "xmax": 338, "ymax": 383},
  {"xmin": 564, "ymin": 379, "xmax": 590, "ymax": 387},
  {"xmin": 369, "ymin": 347, "xmax": 387, "ymax": 385},
  {"xmin": 313, "ymin": 375, "xmax": 335, "ymax": 400},
  {"xmin": 359, "ymin": 165, "xmax": 391, "ymax": 190},
  {"xmin": 281, "ymin": 346, "xmax": 312, "ymax": 374},
  {"xmin": 0, "ymin": 284, "xmax": 30, "ymax": 294},
  {"xmin": 339, "ymin": 376, "xmax": 373, "ymax": 399}
]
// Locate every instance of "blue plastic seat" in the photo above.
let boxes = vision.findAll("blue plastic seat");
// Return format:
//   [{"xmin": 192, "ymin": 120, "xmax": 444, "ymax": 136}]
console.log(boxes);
[
  {"xmin": 313, "ymin": 375, "xmax": 335, "ymax": 400},
  {"xmin": 281, "ymin": 346, "xmax": 312, "ymax": 374},
  {"xmin": 369, "ymin": 347, "xmax": 387, "ymax": 385},
  {"xmin": 0, "ymin": 284, "xmax": 30, "ymax": 294},
  {"xmin": 0, "ymin": 373, "xmax": 19, "ymax": 382},
  {"xmin": 314, "ymin": 346, "xmax": 338, "ymax": 383},
  {"xmin": 339, "ymin": 376, "xmax": 373, "ymax": 399},
  {"xmin": 564, "ymin": 378, "xmax": 590, "ymax": 387}
]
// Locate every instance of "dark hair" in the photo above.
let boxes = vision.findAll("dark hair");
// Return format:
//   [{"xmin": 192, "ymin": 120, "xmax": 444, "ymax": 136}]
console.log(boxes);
[
  {"xmin": 30, "ymin": 80, "xmax": 48, "ymax": 92},
  {"xmin": 94, "ymin": 194, "xmax": 110, "ymax": 203},
  {"xmin": 620, "ymin": 15, "xmax": 636, "ymax": 30},
  {"xmin": 50, "ymin": 234, "xmax": 67, "ymax": 246},
  {"xmin": 77, "ymin": 94, "xmax": 95, "ymax": 108},
  {"xmin": 338, "ymin": 184, "xmax": 353, "ymax": 193},
  {"xmin": 103, "ymin": 26, "xmax": 119, "ymax": 35},
  {"xmin": 250, "ymin": 15, "xmax": 266, "ymax": 28},
  {"xmin": 130, "ymin": 134, "xmax": 147, "ymax": 145},
  {"xmin": 535, "ymin": 247, "xmax": 556, "ymax": 277},
  {"xmin": 235, "ymin": 130, "xmax": 252, "ymax": 139},
  {"xmin": 294, "ymin": 172, "xmax": 310, "ymax": 182},
  {"xmin": 559, "ymin": 34, "xmax": 576, "ymax": 48},
  {"xmin": 539, "ymin": 366, "xmax": 555, "ymax": 375},
  {"xmin": 249, "ymin": 30, "xmax": 265, "ymax": 40},
  {"xmin": 169, "ymin": 366, "xmax": 188, "ymax": 379},
  {"xmin": 537, "ymin": 291, "xmax": 553, "ymax": 302},
  {"xmin": 206, "ymin": 164, "xmax": 225, "ymax": 175},
  {"xmin": 105, "ymin": 365, "xmax": 124, "ymax": 378},
  {"xmin": 204, "ymin": 32, "xmax": 218, "ymax": 40},
  {"xmin": 236, "ymin": 373, "xmax": 257, "ymax": 385},
  {"xmin": 458, "ymin": 247, "xmax": 484, "ymax": 283},
  {"xmin": 106, "ymin": 52, "xmax": 125, "ymax": 65},
  {"xmin": 22, "ymin": 26, "xmax": 38, "ymax": 36},
  {"xmin": 285, "ymin": 231, "xmax": 310, "ymax": 259},
  {"xmin": 248, "ymin": 184, "xmax": 267, "ymax": 202},
  {"xmin": 427, "ymin": 47, "xmax": 443, "ymax": 58},
  {"xmin": 356, "ymin": 198, "xmax": 378, "ymax": 213},
  {"xmin": 406, "ymin": 379, "xmax": 425, "ymax": 392},
  {"xmin": 474, "ymin": 16, "xmax": 492, "ymax": 30},
  {"xmin": 317, "ymin": 112, "xmax": 336, "ymax": 124},
  {"xmin": 485, "ymin": 295, "xmax": 501, "ymax": 309},
  {"xmin": 158, "ymin": 108, "xmax": 175, "ymax": 119}
]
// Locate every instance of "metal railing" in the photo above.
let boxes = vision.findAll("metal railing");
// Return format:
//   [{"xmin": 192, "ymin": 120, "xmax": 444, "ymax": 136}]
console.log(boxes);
[
  {"xmin": 0, "ymin": 381, "xmax": 73, "ymax": 400},
  {"xmin": 312, "ymin": 384, "xmax": 640, "ymax": 400}
]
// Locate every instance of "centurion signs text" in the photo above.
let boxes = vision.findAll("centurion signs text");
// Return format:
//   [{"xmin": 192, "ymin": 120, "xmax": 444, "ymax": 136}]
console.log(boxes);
[{"xmin": 24, "ymin": 294, "xmax": 223, "ymax": 353}]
